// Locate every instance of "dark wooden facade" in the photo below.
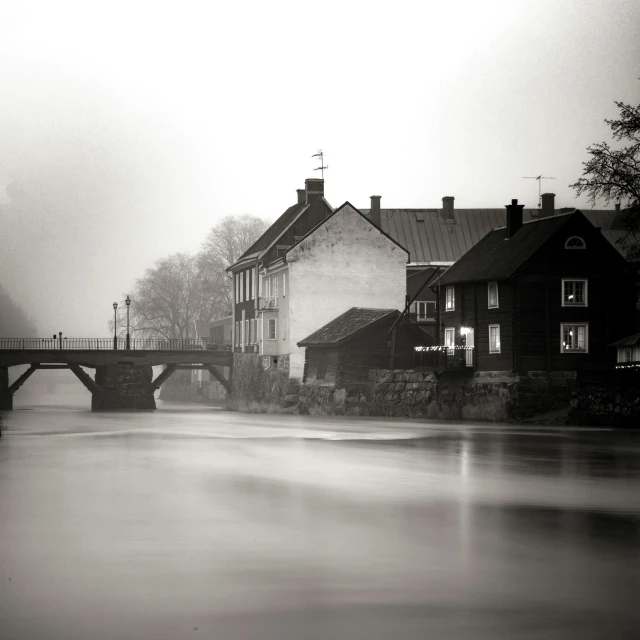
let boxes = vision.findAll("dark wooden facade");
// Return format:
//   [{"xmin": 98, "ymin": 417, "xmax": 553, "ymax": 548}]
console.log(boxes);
[
  {"xmin": 303, "ymin": 317, "xmax": 431, "ymax": 390},
  {"xmin": 436, "ymin": 214, "xmax": 637, "ymax": 372}
]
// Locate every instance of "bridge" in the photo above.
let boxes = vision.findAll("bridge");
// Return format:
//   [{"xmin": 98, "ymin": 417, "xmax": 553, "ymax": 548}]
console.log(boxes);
[{"xmin": 0, "ymin": 339, "xmax": 233, "ymax": 412}]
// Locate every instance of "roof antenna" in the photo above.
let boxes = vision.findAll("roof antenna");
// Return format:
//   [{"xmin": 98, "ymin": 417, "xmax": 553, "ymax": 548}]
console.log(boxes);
[
  {"xmin": 312, "ymin": 150, "xmax": 328, "ymax": 179},
  {"xmin": 523, "ymin": 175, "xmax": 556, "ymax": 207}
]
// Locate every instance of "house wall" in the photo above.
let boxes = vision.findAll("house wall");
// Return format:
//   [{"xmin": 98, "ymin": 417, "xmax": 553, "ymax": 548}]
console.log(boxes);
[
  {"xmin": 287, "ymin": 204, "xmax": 407, "ymax": 380},
  {"xmin": 232, "ymin": 264, "xmax": 259, "ymax": 353},
  {"xmin": 617, "ymin": 346, "xmax": 640, "ymax": 363},
  {"xmin": 260, "ymin": 264, "xmax": 290, "ymax": 357}
]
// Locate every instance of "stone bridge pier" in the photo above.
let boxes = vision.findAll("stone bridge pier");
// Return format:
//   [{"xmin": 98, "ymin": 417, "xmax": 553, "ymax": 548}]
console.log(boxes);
[
  {"xmin": 90, "ymin": 365, "xmax": 156, "ymax": 411},
  {"xmin": 0, "ymin": 366, "xmax": 12, "ymax": 411}
]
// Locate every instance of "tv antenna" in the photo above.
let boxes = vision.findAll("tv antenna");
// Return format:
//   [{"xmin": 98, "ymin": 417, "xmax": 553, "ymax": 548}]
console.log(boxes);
[
  {"xmin": 523, "ymin": 175, "xmax": 556, "ymax": 207},
  {"xmin": 312, "ymin": 150, "xmax": 328, "ymax": 179}
]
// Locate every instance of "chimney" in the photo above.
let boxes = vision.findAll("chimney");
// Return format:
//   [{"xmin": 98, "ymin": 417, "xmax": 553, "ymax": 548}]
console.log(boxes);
[
  {"xmin": 506, "ymin": 199, "xmax": 524, "ymax": 238},
  {"xmin": 304, "ymin": 178, "xmax": 324, "ymax": 204},
  {"xmin": 540, "ymin": 193, "xmax": 555, "ymax": 218},
  {"xmin": 296, "ymin": 189, "xmax": 305, "ymax": 205},
  {"xmin": 370, "ymin": 195, "xmax": 381, "ymax": 227},
  {"xmin": 615, "ymin": 202, "xmax": 621, "ymax": 212},
  {"xmin": 442, "ymin": 196, "xmax": 455, "ymax": 223}
]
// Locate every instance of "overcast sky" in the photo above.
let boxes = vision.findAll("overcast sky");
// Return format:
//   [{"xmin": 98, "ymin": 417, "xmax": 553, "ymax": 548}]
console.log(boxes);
[{"xmin": 0, "ymin": 0, "xmax": 639, "ymax": 336}]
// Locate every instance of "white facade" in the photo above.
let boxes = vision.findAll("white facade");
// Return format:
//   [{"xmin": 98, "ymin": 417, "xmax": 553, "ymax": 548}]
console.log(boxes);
[{"xmin": 285, "ymin": 203, "xmax": 407, "ymax": 380}]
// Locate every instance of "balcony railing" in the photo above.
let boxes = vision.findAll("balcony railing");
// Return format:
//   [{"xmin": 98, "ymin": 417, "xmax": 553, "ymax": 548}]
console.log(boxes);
[
  {"xmin": 414, "ymin": 345, "xmax": 474, "ymax": 370},
  {"xmin": 0, "ymin": 338, "xmax": 231, "ymax": 351},
  {"xmin": 259, "ymin": 296, "xmax": 278, "ymax": 310}
]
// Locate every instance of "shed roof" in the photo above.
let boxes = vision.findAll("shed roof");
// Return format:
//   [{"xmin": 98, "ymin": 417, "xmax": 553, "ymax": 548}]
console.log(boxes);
[
  {"xmin": 610, "ymin": 332, "xmax": 640, "ymax": 348},
  {"xmin": 298, "ymin": 307, "xmax": 398, "ymax": 347}
]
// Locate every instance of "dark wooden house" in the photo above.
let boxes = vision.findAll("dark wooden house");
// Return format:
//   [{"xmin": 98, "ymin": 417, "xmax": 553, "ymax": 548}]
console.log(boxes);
[
  {"xmin": 298, "ymin": 308, "xmax": 433, "ymax": 390},
  {"xmin": 431, "ymin": 200, "xmax": 637, "ymax": 373}
]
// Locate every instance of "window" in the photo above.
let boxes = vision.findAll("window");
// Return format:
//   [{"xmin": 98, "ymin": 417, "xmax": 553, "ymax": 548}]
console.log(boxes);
[
  {"xmin": 283, "ymin": 272, "xmax": 287, "ymax": 297},
  {"xmin": 561, "ymin": 323, "xmax": 588, "ymax": 353},
  {"xmin": 235, "ymin": 274, "xmax": 240, "ymax": 303},
  {"xmin": 267, "ymin": 318, "xmax": 277, "ymax": 340},
  {"xmin": 624, "ymin": 348, "xmax": 632, "ymax": 363},
  {"xmin": 444, "ymin": 327, "xmax": 455, "ymax": 347},
  {"xmin": 245, "ymin": 320, "xmax": 249, "ymax": 346},
  {"xmin": 562, "ymin": 279, "xmax": 588, "ymax": 307},
  {"xmin": 445, "ymin": 286, "xmax": 455, "ymax": 311},
  {"xmin": 565, "ymin": 236, "xmax": 586, "ymax": 249},
  {"xmin": 316, "ymin": 352, "xmax": 327, "ymax": 380},
  {"xmin": 489, "ymin": 324, "xmax": 501, "ymax": 354},
  {"xmin": 253, "ymin": 268, "xmax": 257, "ymax": 300},
  {"xmin": 417, "ymin": 301, "xmax": 436, "ymax": 321},
  {"xmin": 488, "ymin": 281, "xmax": 499, "ymax": 309},
  {"xmin": 248, "ymin": 270, "xmax": 252, "ymax": 301},
  {"xmin": 250, "ymin": 319, "xmax": 254, "ymax": 345},
  {"xmin": 263, "ymin": 276, "xmax": 270, "ymax": 301},
  {"xmin": 272, "ymin": 275, "xmax": 279, "ymax": 299},
  {"xmin": 235, "ymin": 321, "xmax": 239, "ymax": 346}
]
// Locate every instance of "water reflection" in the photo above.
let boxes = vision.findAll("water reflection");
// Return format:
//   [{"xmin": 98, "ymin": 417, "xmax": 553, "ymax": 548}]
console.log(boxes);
[{"xmin": 0, "ymin": 400, "xmax": 639, "ymax": 639}]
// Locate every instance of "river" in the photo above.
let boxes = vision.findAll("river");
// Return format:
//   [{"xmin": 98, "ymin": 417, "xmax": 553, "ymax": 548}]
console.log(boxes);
[{"xmin": 1, "ymin": 388, "xmax": 639, "ymax": 639}]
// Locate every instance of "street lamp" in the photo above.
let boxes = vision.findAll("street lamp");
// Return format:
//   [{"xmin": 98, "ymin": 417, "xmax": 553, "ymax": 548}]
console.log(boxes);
[
  {"xmin": 125, "ymin": 295, "xmax": 131, "ymax": 350},
  {"xmin": 113, "ymin": 302, "xmax": 118, "ymax": 350}
]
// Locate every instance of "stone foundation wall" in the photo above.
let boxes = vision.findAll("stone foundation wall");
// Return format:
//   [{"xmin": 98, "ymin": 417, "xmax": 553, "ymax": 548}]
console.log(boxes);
[
  {"xmin": 569, "ymin": 372, "xmax": 640, "ymax": 427},
  {"xmin": 298, "ymin": 369, "xmax": 578, "ymax": 421}
]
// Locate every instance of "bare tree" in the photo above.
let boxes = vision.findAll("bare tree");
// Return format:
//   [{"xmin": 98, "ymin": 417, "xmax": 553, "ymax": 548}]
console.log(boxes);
[
  {"xmin": 196, "ymin": 214, "xmax": 268, "ymax": 318},
  {"xmin": 570, "ymin": 96, "xmax": 640, "ymax": 263}
]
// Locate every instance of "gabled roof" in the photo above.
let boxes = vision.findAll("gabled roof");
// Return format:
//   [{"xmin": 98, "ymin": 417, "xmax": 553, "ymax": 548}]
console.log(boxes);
[
  {"xmin": 287, "ymin": 202, "xmax": 408, "ymax": 257},
  {"xmin": 361, "ymin": 207, "xmax": 622, "ymax": 264},
  {"xmin": 298, "ymin": 307, "xmax": 398, "ymax": 347},
  {"xmin": 229, "ymin": 202, "xmax": 307, "ymax": 271},
  {"xmin": 435, "ymin": 212, "xmax": 576, "ymax": 285}
]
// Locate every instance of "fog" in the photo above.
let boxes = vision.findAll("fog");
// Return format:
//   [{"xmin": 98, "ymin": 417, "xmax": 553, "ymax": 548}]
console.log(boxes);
[{"xmin": 1, "ymin": 0, "xmax": 639, "ymax": 336}]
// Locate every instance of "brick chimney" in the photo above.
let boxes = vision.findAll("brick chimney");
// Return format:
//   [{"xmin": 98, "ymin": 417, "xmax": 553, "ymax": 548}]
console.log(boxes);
[
  {"xmin": 506, "ymin": 199, "xmax": 524, "ymax": 238},
  {"xmin": 296, "ymin": 189, "xmax": 305, "ymax": 205},
  {"xmin": 305, "ymin": 178, "xmax": 324, "ymax": 204},
  {"xmin": 370, "ymin": 195, "xmax": 381, "ymax": 227},
  {"xmin": 540, "ymin": 193, "xmax": 555, "ymax": 218},
  {"xmin": 442, "ymin": 196, "xmax": 455, "ymax": 223}
]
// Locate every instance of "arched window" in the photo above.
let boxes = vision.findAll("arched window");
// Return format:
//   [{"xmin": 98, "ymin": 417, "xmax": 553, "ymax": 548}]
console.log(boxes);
[{"xmin": 565, "ymin": 236, "xmax": 586, "ymax": 249}]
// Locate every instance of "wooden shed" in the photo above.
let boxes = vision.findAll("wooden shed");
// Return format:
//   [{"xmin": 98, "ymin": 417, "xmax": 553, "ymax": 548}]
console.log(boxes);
[{"xmin": 298, "ymin": 307, "xmax": 433, "ymax": 391}]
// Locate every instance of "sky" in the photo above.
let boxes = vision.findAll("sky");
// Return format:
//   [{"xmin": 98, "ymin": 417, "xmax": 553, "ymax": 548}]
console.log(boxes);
[{"xmin": 0, "ymin": 0, "xmax": 639, "ymax": 336}]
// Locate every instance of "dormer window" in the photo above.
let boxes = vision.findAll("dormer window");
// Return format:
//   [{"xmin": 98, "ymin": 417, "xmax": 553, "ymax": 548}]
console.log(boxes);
[{"xmin": 565, "ymin": 236, "xmax": 586, "ymax": 249}]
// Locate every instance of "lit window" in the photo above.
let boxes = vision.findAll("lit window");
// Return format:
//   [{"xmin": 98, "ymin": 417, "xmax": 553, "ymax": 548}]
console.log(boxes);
[
  {"xmin": 565, "ymin": 236, "xmax": 586, "ymax": 249},
  {"xmin": 488, "ymin": 281, "xmax": 499, "ymax": 309},
  {"xmin": 268, "ymin": 318, "xmax": 277, "ymax": 340},
  {"xmin": 489, "ymin": 324, "xmax": 501, "ymax": 354},
  {"xmin": 624, "ymin": 348, "xmax": 632, "ymax": 363},
  {"xmin": 561, "ymin": 323, "xmax": 588, "ymax": 353},
  {"xmin": 445, "ymin": 286, "xmax": 455, "ymax": 311},
  {"xmin": 417, "ymin": 301, "xmax": 436, "ymax": 321},
  {"xmin": 562, "ymin": 279, "xmax": 588, "ymax": 307},
  {"xmin": 444, "ymin": 327, "xmax": 455, "ymax": 347}
]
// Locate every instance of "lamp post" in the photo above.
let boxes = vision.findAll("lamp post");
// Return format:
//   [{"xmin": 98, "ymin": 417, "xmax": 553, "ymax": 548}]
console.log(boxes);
[
  {"xmin": 125, "ymin": 295, "xmax": 131, "ymax": 350},
  {"xmin": 113, "ymin": 302, "xmax": 118, "ymax": 350}
]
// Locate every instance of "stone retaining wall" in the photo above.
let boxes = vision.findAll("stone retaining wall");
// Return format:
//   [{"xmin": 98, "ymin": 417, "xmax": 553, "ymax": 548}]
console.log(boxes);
[
  {"xmin": 298, "ymin": 369, "xmax": 578, "ymax": 421},
  {"xmin": 569, "ymin": 372, "xmax": 640, "ymax": 427}
]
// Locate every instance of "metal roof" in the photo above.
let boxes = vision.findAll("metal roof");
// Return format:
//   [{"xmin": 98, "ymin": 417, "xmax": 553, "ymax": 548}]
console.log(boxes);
[{"xmin": 361, "ymin": 208, "xmax": 622, "ymax": 264}]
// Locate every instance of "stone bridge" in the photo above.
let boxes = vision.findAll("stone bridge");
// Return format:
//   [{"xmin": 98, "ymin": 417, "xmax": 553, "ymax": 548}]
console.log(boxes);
[{"xmin": 0, "ymin": 338, "xmax": 233, "ymax": 411}]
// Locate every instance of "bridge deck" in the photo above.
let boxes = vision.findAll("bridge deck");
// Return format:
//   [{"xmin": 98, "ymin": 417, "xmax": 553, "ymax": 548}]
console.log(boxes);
[{"xmin": 0, "ymin": 349, "xmax": 233, "ymax": 368}]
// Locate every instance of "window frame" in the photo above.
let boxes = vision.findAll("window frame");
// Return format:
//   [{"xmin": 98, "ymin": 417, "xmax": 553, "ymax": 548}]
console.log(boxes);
[
  {"xmin": 560, "ymin": 323, "xmax": 589, "ymax": 353},
  {"xmin": 444, "ymin": 327, "xmax": 455, "ymax": 347},
  {"xmin": 562, "ymin": 279, "xmax": 588, "ymax": 307},
  {"xmin": 487, "ymin": 281, "xmax": 499, "ymax": 309},
  {"xmin": 282, "ymin": 272, "xmax": 287, "ymax": 297},
  {"xmin": 445, "ymin": 285, "xmax": 455, "ymax": 311},
  {"xmin": 267, "ymin": 318, "xmax": 277, "ymax": 341},
  {"xmin": 416, "ymin": 301, "xmax": 436, "ymax": 321},
  {"xmin": 565, "ymin": 236, "xmax": 586, "ymax": 250},
  {"xmin": 489, "ymin": 324, "xmax": 501, "ymax": 354}
]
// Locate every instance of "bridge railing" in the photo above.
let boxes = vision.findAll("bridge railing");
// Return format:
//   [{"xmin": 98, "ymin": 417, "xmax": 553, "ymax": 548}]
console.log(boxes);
[{"xmin": 0, "ymin": 338, "xmax": 233, "ymax": 351}]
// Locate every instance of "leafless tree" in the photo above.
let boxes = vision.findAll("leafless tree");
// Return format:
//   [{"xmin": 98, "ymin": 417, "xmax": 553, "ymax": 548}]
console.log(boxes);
[{"xmin": 571, "ymin": 96, "xmax": 640, "ymax": 263}]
